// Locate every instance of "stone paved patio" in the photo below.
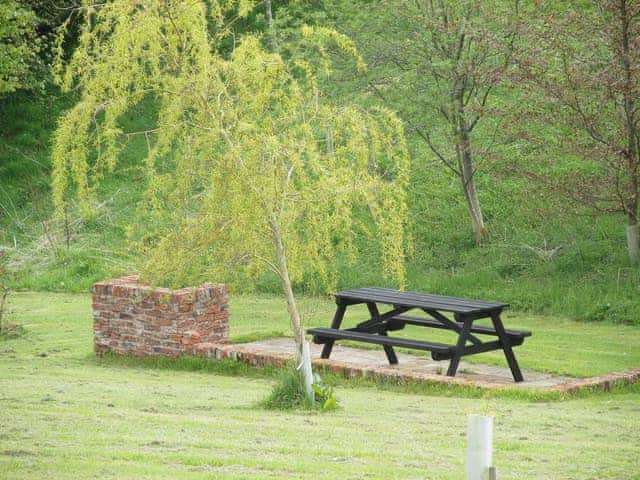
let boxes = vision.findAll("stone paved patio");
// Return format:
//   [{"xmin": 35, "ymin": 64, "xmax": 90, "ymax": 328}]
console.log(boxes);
[{"xmin": 196, "ymin": 338, "xmax": 640, "ymax": 393}]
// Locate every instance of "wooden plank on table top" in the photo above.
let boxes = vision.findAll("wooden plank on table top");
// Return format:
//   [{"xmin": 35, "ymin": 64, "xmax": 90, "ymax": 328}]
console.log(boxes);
[
  {"xmin": 336, "ymin": 287, "xmax": 508, "ymax": 313},
  {"xmin": 356, "ymin": 287, "xmax": 508, "ymax": 309}
]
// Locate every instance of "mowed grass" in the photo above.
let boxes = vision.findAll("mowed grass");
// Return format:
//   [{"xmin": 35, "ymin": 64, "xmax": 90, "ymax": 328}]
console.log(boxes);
[{"xmin": 1, "ymin": 292, "xmax": 640, "ymax": 479}]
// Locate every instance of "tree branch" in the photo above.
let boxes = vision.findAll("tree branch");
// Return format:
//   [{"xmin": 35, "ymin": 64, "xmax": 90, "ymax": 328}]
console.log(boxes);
[{"xmin": 368, "ymin": 82, "xmax": 460, "ymax": 176}]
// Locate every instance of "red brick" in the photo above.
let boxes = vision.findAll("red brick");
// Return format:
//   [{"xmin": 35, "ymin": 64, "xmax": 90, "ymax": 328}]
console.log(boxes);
[{"xmin": 92, "ymin": 277, "xmax": 229, "ymax": 358}]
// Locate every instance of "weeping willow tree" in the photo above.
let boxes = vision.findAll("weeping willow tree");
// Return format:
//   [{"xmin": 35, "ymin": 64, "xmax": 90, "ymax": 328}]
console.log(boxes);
[{"xmin": 52, "ymin": 0, "xmax": 410, "ymax": 396}]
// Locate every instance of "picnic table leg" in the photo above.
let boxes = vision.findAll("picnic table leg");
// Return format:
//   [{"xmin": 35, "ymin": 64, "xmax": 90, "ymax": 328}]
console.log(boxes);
[
  {"xmin": 367, "ymin": 302, "xmax": 398, "ymax": 365},
  {"xmin": 320, "ymin": 303, "xmax": 346, "ymax": 359},
  {"xmin": 491, "ymin": 313, "xmax": 524, "ymax": 382},
  {"xmin": 447, "ymin": 317, "xmax": 473, "ymax": 377}
]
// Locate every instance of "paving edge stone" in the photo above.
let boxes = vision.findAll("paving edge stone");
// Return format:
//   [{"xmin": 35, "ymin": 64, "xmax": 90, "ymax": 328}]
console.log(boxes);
[
  {"xmin": 553, "ymin": 369, "xmax": 640, "ymax": 394},
  {"xmin": 193, "ymin": 342, "xmax": 640, "ymax": 393}
]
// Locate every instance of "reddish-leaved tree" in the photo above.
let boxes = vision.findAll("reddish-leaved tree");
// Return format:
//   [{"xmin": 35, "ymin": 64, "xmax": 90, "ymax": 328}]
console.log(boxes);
[{"xmin": 518, "ymin": 0, "xmax": 640, "ymax": 261}]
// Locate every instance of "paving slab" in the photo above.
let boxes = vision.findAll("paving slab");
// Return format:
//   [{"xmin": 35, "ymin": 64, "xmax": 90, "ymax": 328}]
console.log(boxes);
[{"xmin": 195, "ymin": 338, "xmax": 640, "ymax": 393}]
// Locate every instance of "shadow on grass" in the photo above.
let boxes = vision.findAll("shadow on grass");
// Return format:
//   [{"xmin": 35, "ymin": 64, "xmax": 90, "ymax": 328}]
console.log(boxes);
[{"xmin": 93, "ymin": 352, "xmax": 278, "ymax": 378}]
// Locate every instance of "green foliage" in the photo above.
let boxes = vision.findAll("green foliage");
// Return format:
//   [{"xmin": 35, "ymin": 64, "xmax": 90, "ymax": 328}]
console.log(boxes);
[
  {"xmin": 261, "ymin": 363, "xmax": 315, "ymax": 410},
  {"xmin": 0, "ymin": 0, "xmax": 42, "ymax": 96},
  {"xmin": 23, "ymin": 0, "xmax": 79, "ymax": 70},
  {"xmin": 0, "ymin": 0, "xmax": 81, "ymax": 98},
  {"xmin": 312, "ymin": 372, "xmax": 338, "ymax": 410},
  {"xmin": 262, "ymin": 364, "xmax": 338, "ymax": 411}
]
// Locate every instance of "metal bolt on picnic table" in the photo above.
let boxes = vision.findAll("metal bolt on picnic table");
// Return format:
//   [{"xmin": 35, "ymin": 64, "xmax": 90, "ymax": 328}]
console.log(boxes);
[{"xmin": 466, "ymin": 414, "xmax": 496, "ymax": 480}]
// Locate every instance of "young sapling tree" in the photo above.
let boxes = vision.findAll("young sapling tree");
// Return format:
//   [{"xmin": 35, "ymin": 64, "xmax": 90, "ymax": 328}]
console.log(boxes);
[
  {"xmin": 51, "ymin": 0, "xmax": 410, "ymax": 401},
  {"xmin": 518, "ymin": 0, "xmax": 640, "ymax": 262},
  {"xmin": 343, "ymin": 0, "xmax": 521, "ymax": 245}
]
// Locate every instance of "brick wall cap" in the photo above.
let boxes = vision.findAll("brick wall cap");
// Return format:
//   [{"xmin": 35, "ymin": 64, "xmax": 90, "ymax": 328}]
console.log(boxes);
[{"xmin": 97, "ymin": 277, "xmax": 226, "ymax": 297}]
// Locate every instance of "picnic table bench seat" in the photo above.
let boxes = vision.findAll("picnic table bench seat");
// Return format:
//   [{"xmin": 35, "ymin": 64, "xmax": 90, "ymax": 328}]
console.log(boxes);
[
  {"xmin": 308, "ymin": 327, "xmax": 456, "ymax": 360},
  {"xmin": 307, "ymin": 287, "xmax": 530, "ymax": 382}
]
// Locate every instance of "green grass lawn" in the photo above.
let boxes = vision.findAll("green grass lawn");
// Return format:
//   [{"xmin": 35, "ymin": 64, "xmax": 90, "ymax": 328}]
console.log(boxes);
[{"xmin": 1, "ymin": 292, "xmax": 639, "ymax": 479}]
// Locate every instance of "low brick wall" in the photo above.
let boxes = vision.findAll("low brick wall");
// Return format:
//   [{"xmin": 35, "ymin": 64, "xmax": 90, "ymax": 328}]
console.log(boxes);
[{"xmin": 92, "ymin": 276, "xmax": 229, "ymax": 357}]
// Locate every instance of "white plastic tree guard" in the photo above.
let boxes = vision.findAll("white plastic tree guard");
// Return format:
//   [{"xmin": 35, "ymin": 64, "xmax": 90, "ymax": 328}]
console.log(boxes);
[
  {"xmin": 299, "ymin": 339, "xmax": 314, "ymax": 400},
  {"xmin": 466, "ymin": 414, "xmax": 494, "ymax": 480}
]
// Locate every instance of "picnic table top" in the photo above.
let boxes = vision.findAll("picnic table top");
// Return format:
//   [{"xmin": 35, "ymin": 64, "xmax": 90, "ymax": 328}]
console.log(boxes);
[{"xmin": 336, "ymin": 287, "xmax": 509, "ymax": 315}]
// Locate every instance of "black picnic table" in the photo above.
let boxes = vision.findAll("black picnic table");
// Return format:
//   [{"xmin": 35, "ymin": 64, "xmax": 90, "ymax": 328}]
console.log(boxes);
[{"xmin": 307, "ymin": 287, "xmax": 530, "ymax": 382}]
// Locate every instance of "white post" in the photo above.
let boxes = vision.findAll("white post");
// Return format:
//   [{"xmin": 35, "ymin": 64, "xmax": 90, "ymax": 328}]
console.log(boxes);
[
  {"xmin": 300, "ymin": 339, "xmax": 314, "ymax": 401},
  {"xmin": 466, "ymin": 414, "xmax": 494, "ymax": 480}
]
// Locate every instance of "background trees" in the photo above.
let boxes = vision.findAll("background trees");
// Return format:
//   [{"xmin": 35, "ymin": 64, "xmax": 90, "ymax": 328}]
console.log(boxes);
[
  {"xmin": 0, "ymin": 0, "xmax": 78, "ymax": 97},
  {"xmin": 0, "ymin": 0, "xmax": 638, "ymax": 325}
]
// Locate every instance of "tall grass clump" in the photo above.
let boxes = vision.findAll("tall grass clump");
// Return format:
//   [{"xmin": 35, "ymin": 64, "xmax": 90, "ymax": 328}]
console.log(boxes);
[{"xmin": 262, "ymin": 363, "xmax": 338, "ymax": 411}]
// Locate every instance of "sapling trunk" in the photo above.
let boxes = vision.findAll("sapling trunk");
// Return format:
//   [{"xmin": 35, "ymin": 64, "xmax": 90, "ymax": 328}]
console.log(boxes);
[
  {"xmin": 270, "ymin": 220, "xmax": 314, "ymax": 400},
  {"xmin": 265, "ymin": 0, "xmax": 273, "ymax": 27},
  {"xmin": 462, "ymin": 166, "xmax": 485, "ymax": 246},
  {"xmin": 264, "ymin": 0, "xmax": 275, "ymax": 52},
  {"xmin": 458, "ymin": 116, "xmax": 485, "ymax": 245}
]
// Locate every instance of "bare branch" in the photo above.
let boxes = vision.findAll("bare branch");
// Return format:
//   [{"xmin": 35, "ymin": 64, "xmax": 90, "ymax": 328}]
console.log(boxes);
[{"xmin": 368, "ymin": 82, "xmax": 460, "ymax": 176}]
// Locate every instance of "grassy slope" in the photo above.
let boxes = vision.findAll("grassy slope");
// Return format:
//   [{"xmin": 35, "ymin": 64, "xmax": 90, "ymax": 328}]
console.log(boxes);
[
  {"xmin": 1, "ymin": 292, "xmax": 639, "ymax": 479},
  {"xmin": 0, "ymin": 89, "xmax": 148, "ymax": 292},
  {"xmin": 2, "ymin": 86, "xmax": 638, "ymax": 325},
  {"xmin": 318, "ymin": 0, "xmax": 640, "ymax": 325}
]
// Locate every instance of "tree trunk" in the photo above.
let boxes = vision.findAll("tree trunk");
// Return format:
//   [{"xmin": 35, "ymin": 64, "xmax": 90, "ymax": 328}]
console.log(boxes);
[
  {"xmin": 627, "ymin": 217, "xmax": 639, "ymax": 264},
  {"xmin": 270, "ymin": 220, "xmax": 313, "ymax": 399},
  {"xmin": 264, "ymin": 0, "xmax": 275, "ymax": 52},
  {"xmin": 618, "ymin": 0, "xmax": 640, "ymax": 264},
  {"xmin": 265, "ymin": 0, "xmax": 273, "ymax": 27},
  {"xmin": 457, "ymin": 124, "xmax": 485, "ymax": 245},
  {"xmin": 461, "ymin": 157, "xmax": 485, "ymax": 246},
  {"xmin": 270, "ymin": 221, "xmax": 304, "ymax": 347}
]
